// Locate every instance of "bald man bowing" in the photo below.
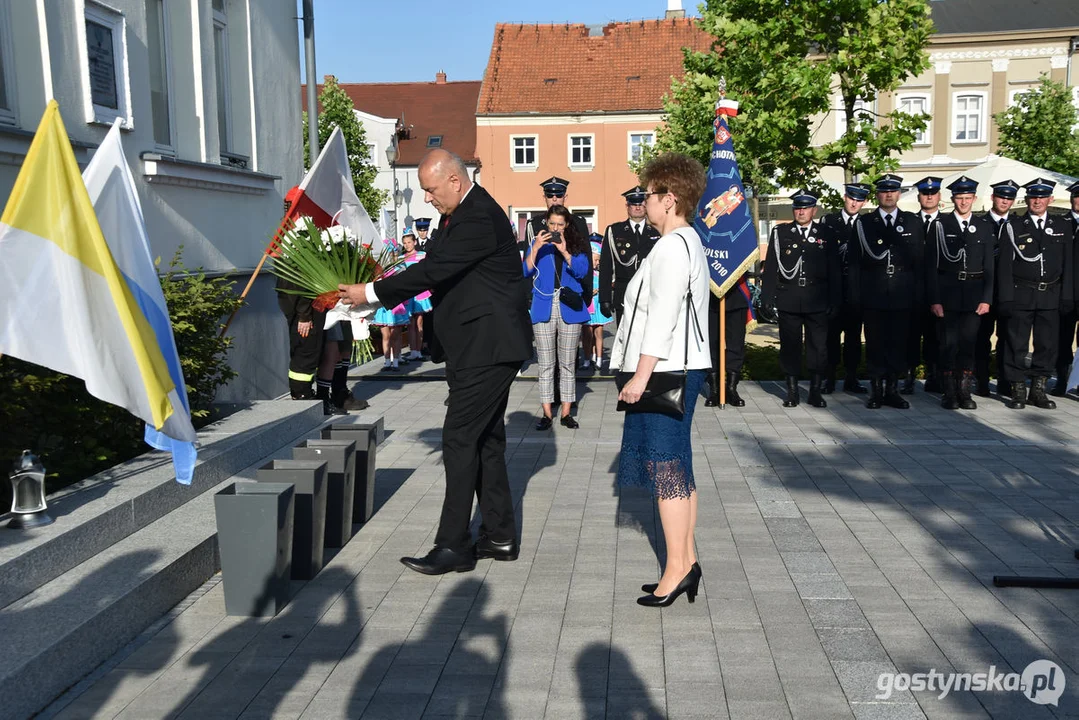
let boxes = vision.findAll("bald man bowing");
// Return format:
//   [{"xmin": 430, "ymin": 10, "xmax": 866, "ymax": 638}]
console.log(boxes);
[{"xmin": 339, "ymin": 149, "xmax": 532, "ymax": 575}]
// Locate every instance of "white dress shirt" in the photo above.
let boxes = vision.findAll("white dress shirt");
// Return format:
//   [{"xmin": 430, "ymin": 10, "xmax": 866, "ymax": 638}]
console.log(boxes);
[{"xmin": 610, "ymin": 227, "xmax": 711, "ymax": 373}]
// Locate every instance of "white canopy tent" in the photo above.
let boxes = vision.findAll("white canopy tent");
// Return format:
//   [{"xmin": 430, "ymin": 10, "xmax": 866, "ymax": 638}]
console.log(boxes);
[{"xmin": 898, "ymin": 155, "xmax": 1078, "ymax": 213}]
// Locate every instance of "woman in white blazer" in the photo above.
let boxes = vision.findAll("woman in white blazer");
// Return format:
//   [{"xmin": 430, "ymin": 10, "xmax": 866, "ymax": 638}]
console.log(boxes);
[{"xmin": 610, "ymin": 153, "xmax": 710, "ymax": 608}]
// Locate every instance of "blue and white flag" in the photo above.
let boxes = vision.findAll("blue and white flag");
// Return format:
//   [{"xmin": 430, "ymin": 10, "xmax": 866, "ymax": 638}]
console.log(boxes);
[
  {"xmin": 692, "ymin": 95, "xmax": 759, "ymax": 322},
  {"xmin": 83, "ymin": 120, "xmax": 198, "ymax": 484}
]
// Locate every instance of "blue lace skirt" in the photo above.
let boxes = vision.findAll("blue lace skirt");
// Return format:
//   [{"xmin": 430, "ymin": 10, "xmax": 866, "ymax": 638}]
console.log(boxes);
[{"xmin": 617, "ymin": 369, "xmax": 707, "ymax": 500}]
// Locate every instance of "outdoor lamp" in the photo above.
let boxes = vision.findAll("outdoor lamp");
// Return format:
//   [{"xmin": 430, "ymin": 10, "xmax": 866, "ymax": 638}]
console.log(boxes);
[
  {"xmin": 385, "ymin": 143, "xmax": 398, "ymax": 166},
  {"xmin": 8, "ymin": 450, "xmax": 53, "ymax": 529},
  {"xmin": 394, "ymin": 188, "xmax": 404, "ymax": 207}
]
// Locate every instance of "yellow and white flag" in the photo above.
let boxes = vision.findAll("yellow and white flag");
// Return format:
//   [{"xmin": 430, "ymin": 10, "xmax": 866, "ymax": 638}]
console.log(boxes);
[{"xmin": 0, "ymin": 101, "xmax": 192, "ymax": 451}]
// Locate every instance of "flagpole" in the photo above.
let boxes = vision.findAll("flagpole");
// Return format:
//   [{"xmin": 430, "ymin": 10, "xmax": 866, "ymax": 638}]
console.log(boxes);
[
  {"xmin": 219, "ymin": 210, "xmax": 295, "ymax": 337},
  {"xmin": 719, "ymin": 297, "xmax": 726, "ymax": 407}
]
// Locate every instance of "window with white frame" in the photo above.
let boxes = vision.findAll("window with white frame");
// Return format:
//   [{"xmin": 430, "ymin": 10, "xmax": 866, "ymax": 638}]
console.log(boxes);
[
  {"xmin": 953, "ymin": 93, "xmax": 986, "ymax": 143},
  {"xmin": 1009, "ymin": 88, "xmax": 1036, "ymax": 108},
  {"xmin": 571, "ymin": 208, "xmax": 596, "ymax": 234},
  {"xmin": 896, "ymin": 94, "xmax": 929, "ymax": 145},
  {"xmin": 628, "ymin": 132, "xmax": 655, "ymax": 163},
  {"xmin": 84, "ymin": 1, "xmax": 132, "ymax": 126},
  {"xmin": 145, "ymin": 0, "xmax": 172, "ymax": 149},
  {"xmin": 511, "ymin": 135, "xmax": 537, "ymax": 168},
  {"xmin": 569, "ymin": 134, "xmax": 593, "ymax": 167},
  {"xmin": 0, "ymin": 0, "xmax": 15, "ymax": 126},
  {"xmin": 212, "ymin": 0, "xmax": 231, "ymax": 154},
  {"xmin": 836, "ymin": 97, "xmax": 873, "ymax": 139}
]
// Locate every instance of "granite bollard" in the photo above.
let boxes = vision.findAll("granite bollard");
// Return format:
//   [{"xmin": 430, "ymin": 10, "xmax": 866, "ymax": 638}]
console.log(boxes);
[
  {"xmin": 213, "ymin": 481, "xmax": 294, "ymax": 617},
  {"xmin": 256, "ymin": 460, "xmax": 327, "ymax": 580},
  {"xmin": 320, "ymin": 425, "xmax": 376, "ymax": 524},
  {"xmin": 290, "ymin": 439, "xmax": 355, "ymax": 548}
]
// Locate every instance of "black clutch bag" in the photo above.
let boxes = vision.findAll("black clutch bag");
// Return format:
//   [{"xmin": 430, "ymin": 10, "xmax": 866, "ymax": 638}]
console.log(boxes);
[{"xmin": 615, "ymin": 231, "xmax": 703, "ymax": 420}]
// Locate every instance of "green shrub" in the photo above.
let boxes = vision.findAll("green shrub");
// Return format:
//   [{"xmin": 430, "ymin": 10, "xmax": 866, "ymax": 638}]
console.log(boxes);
[{"xmin": 0, "ymin": 249, "xmax": 242, "ymax": 506}]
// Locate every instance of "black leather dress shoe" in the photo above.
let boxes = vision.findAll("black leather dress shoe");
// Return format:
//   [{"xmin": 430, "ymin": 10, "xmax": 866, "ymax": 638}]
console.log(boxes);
[
  {"xmin": 536, "ymin": 415, "xmax": 553, "ymax": 431},
  {"xmin": 400, "ymin": 547, "xmax": 476, "ymax": 575},
  {"xmin": 475, "ymin": 535, "xmax": 520, "ymax": 561},
  {"xmin": 560, "ymin": 414, "xmax": 579, "ymax": 429}
]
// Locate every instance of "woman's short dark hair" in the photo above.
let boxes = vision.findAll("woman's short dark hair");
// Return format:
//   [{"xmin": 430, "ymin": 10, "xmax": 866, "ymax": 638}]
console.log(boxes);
[
  {"xmin": 545, "ymin": 205, "xmax": 587, "ymax": 255},
  {"xmin": 639, "ymin": 153, "xmax": 707, "ymax": 218}
]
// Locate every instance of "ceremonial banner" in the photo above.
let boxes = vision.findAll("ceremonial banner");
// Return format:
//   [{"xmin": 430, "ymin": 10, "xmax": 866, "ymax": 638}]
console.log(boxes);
[
  {"xmin": 84, "ymin": 119, "xmax": 198, "ymax": 483},
  {"xmin": 0, "ymin": 102, "xmax": 197, "ymax": 480},
  {"xmin": 692, "ymin": 95, "xmax": 758, "ymax": 327}
]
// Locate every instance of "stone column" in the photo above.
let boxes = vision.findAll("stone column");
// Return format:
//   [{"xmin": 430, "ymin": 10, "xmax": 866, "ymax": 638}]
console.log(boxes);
[
  {"xmin": 990, "ymin": 58, "xmax": 1009, "ymax": 151},
  {"xmin": 933, "ymin": 60, "xmax": 952, "ymax": 154}
]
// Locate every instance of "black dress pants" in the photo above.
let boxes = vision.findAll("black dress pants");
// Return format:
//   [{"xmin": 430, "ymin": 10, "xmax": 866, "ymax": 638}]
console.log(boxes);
[
  {"xmin": 436, "ymin": 361, "xmax": 521, "ymax": 552},
  {"xmin": 827, "ymin": 305, "xmax": 862, "ymax": 376},
  {"xmin": 907, "ymin": 311, "xmax": 939, "ymax": 372},
  {"xmin": 779, "ymin": 311, "xmax": 828, "ymax": 376},
  {"xmin": 975, "ymin": 310, "xmax": 1012, "ymax": 385},
  {"xmin": 863, "ymin": 308, "xmax": 911, "ymax": 378},
  {"xmin": 708, "ymin": 296, "xmax": 747, "ymax": 374},
  {"xmin": 1055, "ymin": 308, "xmax": 1078, "ymax": 381},
  {"xmin": 936, "ymin": 310, "xmax": 980, "ymax": 372},
  {"xmin": 1006, "ymin": 307, "xmax": 1059, "ymax": 378}
]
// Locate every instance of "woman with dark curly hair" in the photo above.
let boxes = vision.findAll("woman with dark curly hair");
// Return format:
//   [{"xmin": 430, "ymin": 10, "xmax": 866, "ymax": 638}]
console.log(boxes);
[
  {"xmin": 525, "ymin": 204, "xmax": 591, "ymax": 429},
  {"xmin": 610, "ymin": 153, "xmax": 711, "ymax": 607}
]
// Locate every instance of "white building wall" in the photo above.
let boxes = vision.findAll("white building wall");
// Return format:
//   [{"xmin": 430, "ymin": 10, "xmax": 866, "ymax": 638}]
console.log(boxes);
[{"xmin": 0, "ymin": 0, "xmax": 303, "ymax": 403}]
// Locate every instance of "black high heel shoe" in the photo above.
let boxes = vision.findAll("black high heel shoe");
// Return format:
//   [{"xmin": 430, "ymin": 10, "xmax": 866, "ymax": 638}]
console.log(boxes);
[
  {"xmin": 641, "ymin": 562, "xmax": 701, "ymax": 593},
  {"xmin": 637, "ymin": 565, "xmax": 702, "ymax": 607}
]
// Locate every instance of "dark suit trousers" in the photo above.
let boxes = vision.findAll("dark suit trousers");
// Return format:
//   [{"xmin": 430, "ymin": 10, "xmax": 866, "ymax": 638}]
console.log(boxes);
[
  {"xmin": 907, "ymin": 311, "xmax": 939, "ymax": 372},
  {"xmin": 1055, "ymin": 308, "xmax": 1078, "ymax": 380},
  {"xmin": 1006, "ymin": 308, "xmax": 1059, "ymax": 378},
  {"xmin": 708, "ymin": 299, "xmax": 747, "ymax": 374},
  {"xmin": 436, "ymin": 361, "xmax": 520, "ymax": 552},
  {"xmin": 976, "ymin": 310, "xmax": 1012, "ymax": 385},
  {"xmin": 827, "ymin": 305, "xmax": 862, "ymax": 376},
  {"xmin": 863, "ymin": 309, "xmax": 911, "ymax": 377},
  {"xmin": 778, "ymin": 311, "xmax": 828, "ymax": 376},
  {"xmin": 936, "ymin": 310, "xmax": 980, "ymax": 373}
]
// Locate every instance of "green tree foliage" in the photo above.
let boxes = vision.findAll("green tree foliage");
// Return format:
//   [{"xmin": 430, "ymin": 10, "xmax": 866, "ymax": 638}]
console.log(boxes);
[
  {"xmin": 303, "ymin": 75, "xmax": 388, "ymax": 218},
  {"xmin": 994, "ymin": 76, "xmax": 1079, "ymax": 177},
  {"xmin": 0, "ymin": 249, "xmax": 242, "ymax": 504},
  {"xmin": 656, "ymin": 0, "xmax": 933, "ymax": 202}
]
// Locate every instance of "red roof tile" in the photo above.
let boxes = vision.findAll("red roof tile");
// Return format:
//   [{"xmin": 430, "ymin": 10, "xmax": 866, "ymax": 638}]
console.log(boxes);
[
  {"xmin": 302, "ymin": 79, "xmax": 481, "ymax": 165},
  {"xmin": 478, "ymin": 19, "xmax": 712, "ymax": 115}
]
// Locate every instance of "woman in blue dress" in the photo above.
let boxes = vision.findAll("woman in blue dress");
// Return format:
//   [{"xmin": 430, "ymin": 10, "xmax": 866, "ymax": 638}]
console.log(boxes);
[
  {"xmin": 398, "ymin": 232, "xmax": 432, "ymax": 361},
  {"xmin": 610, "ymin": 153, "xmax": 710, "ymax": 607},
  {"xmin": 371, "ymin": 236, "xmax": 410, "ymax": 371}
]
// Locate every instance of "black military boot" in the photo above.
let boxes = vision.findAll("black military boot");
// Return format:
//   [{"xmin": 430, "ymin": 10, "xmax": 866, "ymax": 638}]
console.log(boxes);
[
  {"xmin": 289, "ymin": 378, "xmax": 315, "ymax": 400},
  {"xmin": 704, "ymin": 372, "xmax": 720, "ymax": 407},
  {"xmin": 958, "ymin": 371, "xmax": 978, "ymax": 410},
  {"xmin": 940, "ymin": 372, "xmax": 959, "ymax": 410},
  {"xmin": 866, "ymin": 378, "xmax": 884, "ymax": 409},
  {"xmin": 1050, "ymin": 373, "xmax": 1069, "ymax": 397},
  {"xmin": 1029, "ymin": 376, "xmax": 1056, "ymax": 410},
  {"xmin": 884, "ymin": 374, "xmax": 911, "ymax": 409},
  {"xmin": 783, "ymin": 376, "xmax": 800, "ymax": 407},
  {"xmin": 808, "ymin": 375, "xmax": 827, "ymax": 408},
  {"xmin": 900, "ymin": 370, "xmax": 916, "ymax": 395},
  {"xmin": 924, "ymin": 365, "xmax": 942, "ymax": 394},
  {"xmin": 822, "ymin": 370, "xmax": 836, "ymax": 395},
  {"xmin": 843, "ymin": 374, "xmax": 867, "ymax": 394},
  {"xmin": 998, "ymin": 379, "xmax": 1012, "ymax": 398},
  {"xmin": 726, "ymin": 372, "xmax": 746, "ymax": 407},
  {"xmin": 1007, "ymin": 382, "xmax": 1027, "ymax": 409},
  {"xmin": 316, "ymin": 380, "xmax": 347, "ymax": 416}
]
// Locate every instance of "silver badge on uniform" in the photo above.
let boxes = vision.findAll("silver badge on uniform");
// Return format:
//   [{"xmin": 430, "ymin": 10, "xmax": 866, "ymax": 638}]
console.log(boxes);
[
  {"xmin": 1045, "ymin": 228, "xmax": 1054, "ymax": 236},
  {"xmin": 896, "ymin": 225, "xmax": 904, "ymax": 233},
  {"xmin": 968, "ymin": 225, "xmax": 977, "ymax": 233}
]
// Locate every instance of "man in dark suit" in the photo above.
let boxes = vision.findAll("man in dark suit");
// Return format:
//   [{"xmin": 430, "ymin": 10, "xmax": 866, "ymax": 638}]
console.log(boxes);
[
  {"xmin": 338, "ymin": 149, "xmax": 532, "ymax": 575},
  {"xmin": 849, "ymin": 174, "xmax": 926, "ymax": 409},
  {"xmin": 762, "ymin": 190, "xmax": 842, "ymax": 408},
  {"xmin": 1052, "ymin": 180, "xmax": 1079, "ymax": 395},
  {"xmin": 974, "ymin": 180, "xmax": 1018, "ymax": 397},
  {"xmin": 820, "ymin": 182, "xmax": 870, "ymax": 394},
  {"xmin": 998, "ymin": 177, "xmax": 1074, "ymax": 409},
  {"xmin": 598, "ymin": 186, "xmax": 661, "ymax": 325}
]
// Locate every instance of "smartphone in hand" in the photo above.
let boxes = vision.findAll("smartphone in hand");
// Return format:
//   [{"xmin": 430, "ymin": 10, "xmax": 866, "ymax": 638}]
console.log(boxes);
[{"xmin": 549, "ymin": 231, "xmax": 561, "ymax": 243}]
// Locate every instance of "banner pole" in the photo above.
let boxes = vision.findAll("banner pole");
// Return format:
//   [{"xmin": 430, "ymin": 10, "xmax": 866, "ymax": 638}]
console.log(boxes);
[
  {"xmin": 219, "ymin": 210, "xmax": 295, "ymax": 337},
  {"xmin": 719, "ymin": 296, "xmax": 727, "ymax": 407}
]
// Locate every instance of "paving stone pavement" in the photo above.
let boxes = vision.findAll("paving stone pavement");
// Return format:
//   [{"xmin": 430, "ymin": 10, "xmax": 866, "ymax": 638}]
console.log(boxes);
[{"xmin": 40, "ymin": 376, "xmax": 1079, "ymax": 720}]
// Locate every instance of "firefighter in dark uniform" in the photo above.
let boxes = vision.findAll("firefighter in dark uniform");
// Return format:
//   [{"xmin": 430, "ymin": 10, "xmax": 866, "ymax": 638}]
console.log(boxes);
[
  {"xmin": 524, "ymin": 176, "xmax": 593, "ymax": 306},
  {"xmin": 850, "ymin": 174, "xmax": 926, "ymax": 409},
  {"xmin": 998, "ymin": 177, "xmax": 1074, "ymax": 409},
  {"xmin": 413, "ymin": 217, "xmax": 432, "ymax": 250},
  {"xmin": 820, "ymin": 182, "xmax": 871, "ymax": 394},
  {"xmin": 926, "ymin": 176, "xmax": 995, "ymax": 410},
  {"xmin": 907, "ymin": 177, "xmax": 944, "ymax": 394},
  {"xmin": 762, "ymin": 190, "xmax": 841, "ymax": 408},
  {"xmin": 974, "ymin": 179, "xmax": 1018, "ymax": 397},
  {"xmin": 706, "ymin": 282, "xmax": 751, "ymax": 407},
  {"xmin": 598, "ymin": 186, "xmax": 661, "ymax": 326},
  {"xmin": 1052, "ymin": 180, "xmax": 1079, "ymax": 395}
]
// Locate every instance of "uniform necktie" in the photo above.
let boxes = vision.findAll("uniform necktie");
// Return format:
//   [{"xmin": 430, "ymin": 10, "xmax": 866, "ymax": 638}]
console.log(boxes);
[
  {"xmin": 885, "ymin": 214, "xmax": 894, "ymax": 229},
  {"xmin": 924, "ymin": 213, "xmax": 932, "ymax": 229},
  {"xmin": 633, "ymin": 224, "xmax": 642, "ymax": 240},
  {"xmin": 846, "ymin": 216, "xmax": 853, "ymax": 227},
  {"xmin": 962, "ymin": 220, "xmax": 969, "ymax": 233},
  {"xmin": 1037, "ymin": 217, "xmax": 1044, "ymax": 231}
]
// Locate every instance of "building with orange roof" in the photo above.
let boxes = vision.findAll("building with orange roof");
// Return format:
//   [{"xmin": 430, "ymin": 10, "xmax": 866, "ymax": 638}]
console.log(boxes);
[{"xmin": 476, "ymin": 9, "xmax": 711, "ymax": 237}]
